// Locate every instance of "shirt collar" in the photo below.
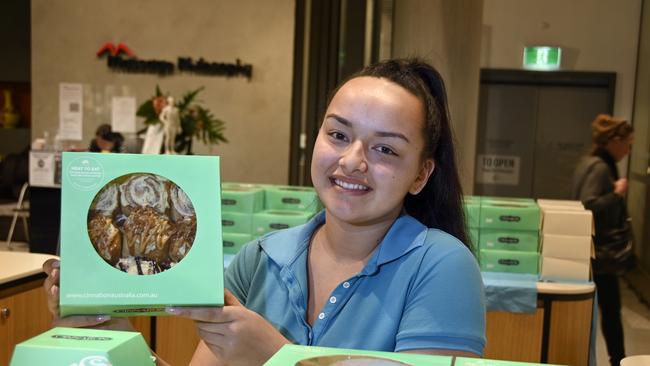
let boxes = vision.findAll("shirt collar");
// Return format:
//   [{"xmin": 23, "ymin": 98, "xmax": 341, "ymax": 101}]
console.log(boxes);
[{"xmin": 260, "ymin": 210, "xmax": 428, "ymax": 272}]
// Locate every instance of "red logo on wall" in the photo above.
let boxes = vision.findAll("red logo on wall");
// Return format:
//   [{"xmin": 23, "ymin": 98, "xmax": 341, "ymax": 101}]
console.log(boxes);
[{"xmin": 96, "ymin": 42, "xmax": 135, "ymax": 58}]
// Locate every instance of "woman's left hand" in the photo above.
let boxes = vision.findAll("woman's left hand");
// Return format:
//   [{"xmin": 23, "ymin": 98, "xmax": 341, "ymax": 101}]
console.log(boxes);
[{"xmin": 167, "ymin": 290, "xmax": 291, "ymax": 366}]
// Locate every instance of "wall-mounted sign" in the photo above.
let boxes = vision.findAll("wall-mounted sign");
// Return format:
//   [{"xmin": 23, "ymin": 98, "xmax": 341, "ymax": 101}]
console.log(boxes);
[
  {"xmin": 97, "ymin": 42, "xmax": 253, "ymax": 80},
  {"xmin": 523, "ymin": 46, "xmax": 561, "ymax": 71}
]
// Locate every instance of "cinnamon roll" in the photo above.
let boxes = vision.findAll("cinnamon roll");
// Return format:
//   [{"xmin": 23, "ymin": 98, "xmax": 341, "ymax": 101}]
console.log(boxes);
[
  {"xmin": 119, "ymin": 174, "xmax": 169, "ymax": 216},
  {"xmin": 88, "ymin": 214, "xmax": 122, "ymax": 265},
  {"xmin": 121, "ymin": 206, "xmax": 172, "ymax": 263},
  {"xmin": 169, "ymin": 185, "xmax": 195, "ymax": 222},
  {"xmin": 168, "ymin": 217, "xmax": 197, "ymax": 262}
]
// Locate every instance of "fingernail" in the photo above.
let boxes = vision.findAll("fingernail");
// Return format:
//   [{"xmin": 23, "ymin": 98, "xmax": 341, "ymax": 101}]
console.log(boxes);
[
  {"xmin": 96, "ymin": 315, "xmax": 110, "ymax": 322},
  {"xmin": 52, "ymin": 269, "xmax": 59, "ymax": 278},
  {"xmin": 165, "ymin": 307, "xmax": 179, "ymax": 314},
  {"xmin": 52, "ymin": 260, "xmax": 60, "ymax": 268}
]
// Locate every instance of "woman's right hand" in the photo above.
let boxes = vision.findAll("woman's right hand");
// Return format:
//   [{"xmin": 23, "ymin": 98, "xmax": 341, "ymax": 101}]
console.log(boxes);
[{"xmin": 42, "ymin": 258, "xmax": 113, "ymax": 328}]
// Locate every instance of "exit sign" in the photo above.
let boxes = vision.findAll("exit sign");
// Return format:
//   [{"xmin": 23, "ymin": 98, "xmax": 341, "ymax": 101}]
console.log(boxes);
[{"xmin": 523, "ymin": 47, "xmax": 561, "ymax": 70}]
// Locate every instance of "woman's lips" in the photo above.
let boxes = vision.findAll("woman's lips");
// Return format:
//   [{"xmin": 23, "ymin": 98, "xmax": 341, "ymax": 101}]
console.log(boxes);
[{"xmin": 331, "ymin": 177, "xmax": 371, "ymax": 191}]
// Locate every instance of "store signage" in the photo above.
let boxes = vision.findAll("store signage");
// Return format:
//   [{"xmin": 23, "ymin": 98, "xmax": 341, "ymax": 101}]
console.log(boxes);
[
  {"xmin": 475, "ymin": 154, "xmax": 520, "ymax": 186},
  {"xmin": 96, "ymin": 42, "xmax": 253, "ymax": 79},
  {"xmin": 523, "ymin": 46, "xmax": 561, "ymax": 71}
]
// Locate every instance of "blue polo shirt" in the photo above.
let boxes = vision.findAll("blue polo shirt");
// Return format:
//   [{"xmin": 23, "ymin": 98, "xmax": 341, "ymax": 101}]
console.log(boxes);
[{"xmin": 225, "ymin": 211, "xmax": 486, "ymax": 355}]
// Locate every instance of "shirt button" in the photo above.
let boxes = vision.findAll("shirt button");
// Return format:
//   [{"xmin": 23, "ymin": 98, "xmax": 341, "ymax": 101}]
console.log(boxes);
[
  {"xmin": 329, "ymin": 296, "xmax": 337, "ymax": 304},
  {"xmin": 318, "ymin": 312, "xmax": 325, "ymax": 320},
  {"xmin": 343, "ymin": 282, "xmax": 350, "ymax": 289}
]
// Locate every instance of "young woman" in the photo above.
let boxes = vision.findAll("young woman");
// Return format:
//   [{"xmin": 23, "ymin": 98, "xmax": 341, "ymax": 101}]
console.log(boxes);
[{"xmin": 43, "ymin": 59, "xmax": 485, "ymax": 366}]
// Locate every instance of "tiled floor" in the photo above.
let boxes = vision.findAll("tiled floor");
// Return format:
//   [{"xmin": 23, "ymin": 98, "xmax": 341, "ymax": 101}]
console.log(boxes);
[{"xmin": 596, "ymin": 279, "xmax": 650, "ymax": 365}]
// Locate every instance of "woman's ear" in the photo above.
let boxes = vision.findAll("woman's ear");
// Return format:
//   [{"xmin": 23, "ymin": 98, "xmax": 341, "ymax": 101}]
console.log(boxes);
[{"xmin": 409, "ymin": 159, "xmax": 435, "ymax": 195}]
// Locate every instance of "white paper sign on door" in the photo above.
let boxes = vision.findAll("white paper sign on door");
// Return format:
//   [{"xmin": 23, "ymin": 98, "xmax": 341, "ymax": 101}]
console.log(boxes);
[
  {"xmin": 476, "ymin": 154, "xmax": 520, "ymax": 185},
  {"xmin": 59, "ymin": 83, "xmax": 83, "ymax": 140},
  {"xmin": 111, "ymin": 96, "xmax": 136, "ymax": 133}
]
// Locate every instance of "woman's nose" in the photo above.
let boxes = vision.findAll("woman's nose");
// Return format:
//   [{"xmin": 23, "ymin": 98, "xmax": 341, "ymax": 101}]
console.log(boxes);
[{"xmin": 339, "ymin": 141, "xmax": 368, "ymax": 174}]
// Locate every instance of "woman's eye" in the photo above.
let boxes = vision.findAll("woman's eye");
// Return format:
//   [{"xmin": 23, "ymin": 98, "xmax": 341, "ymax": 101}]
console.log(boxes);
[
  {"xmin": 328, "ymin": 131, "xmax": 348, "ymax": 142},
  {"xmin": 375, "ymin": 146, "xmax": 397, "ymax": 156}
]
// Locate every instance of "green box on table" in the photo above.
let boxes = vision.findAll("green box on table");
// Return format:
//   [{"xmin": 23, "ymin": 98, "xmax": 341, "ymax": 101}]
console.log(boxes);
[
  {"xmin": 479, "ymin": 249, "xmax": 539, "ymax": 274},
  {"xmin": 264, "ymin": 185, "xmax": 322, "ymax": 213},
  {"xmin": 479, "ymin": 201, "xmax": 540, "ymax": 231},
  {"xmin": 455, "ymin": 357, "xmax": 563, "ymax": 366},
  {"xmin": 252, "ymin": 210, "xmax": 315, "ymax": 236},
  {"xmin": 264, "ymin": 344, "xmax": 452, "ymax": 366},
  {"xmin": 221, "ymin": 183, "xmax": 265, "ymax": 213},
  {"xmin": 221, "ymin": 211, "xmax": 254, "ymax": 234},
  {"xmin": 60, "ymin": 152, "xmax": 224, "ymax": 317},
  {"xmin": 10, "ymin": 327, "xmax": 154, "ymax": 366},
  {"xmin": 223, "ymin": 232, "xmax": 253, "ymax": 255},
  {"xmin": 464, "ymin": 199, "xmax": 481, "ymax": 229},
  {"xmin": 480, "ymin": 196, "xmax": 536, "ymax": 205},
  {"xmin": 479, "ymin": 229, "xmax": 539, "ymax": 252}
]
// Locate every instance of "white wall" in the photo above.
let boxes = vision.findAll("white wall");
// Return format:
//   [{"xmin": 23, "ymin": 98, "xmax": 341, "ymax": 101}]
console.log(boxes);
[
  {"xmin": 32, "ymin": 0, "xmax": 295, "ymax": 184},
  {"xmin": 482, "ymin": 0, "xmax": 642, "ymax": 121}
]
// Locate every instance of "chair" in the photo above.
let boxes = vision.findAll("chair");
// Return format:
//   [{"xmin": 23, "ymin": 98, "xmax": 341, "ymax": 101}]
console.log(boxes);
[{"xmin": 1, "ymin": 182, "xmax": 30, "ymax": 250}]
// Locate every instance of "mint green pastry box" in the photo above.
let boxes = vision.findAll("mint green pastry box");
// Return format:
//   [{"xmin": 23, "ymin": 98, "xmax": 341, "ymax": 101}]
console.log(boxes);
[
  {"xmin": 223, "ymin": 232, "xmax": 252, "ymax": 255},
  {"xmin": 464, "ymin": 199, "xmax": 481, "ymax": 228},
  {"xmin": 480, "ymin": 196, "xmax": 536, "ymax": 205},
  {"xmin": 469, "ymin": 228, "xmax": 480, "ymax": 254},
  {"xmin": 60, "ymin": 152, "xmax": 224, "ymax": 317},
  {"xmin": 10, "ymin": 327, "xmax": 154, "ymax": 366},
  {"xmin": 221, "ymin": 211, "xmax": 254, "ymax": 234},
  {"xmin": 479, "ymin": 249, "xmax": 539, "ymax": 274},
  {"xmin": 479, "ymin": 202, "xmax": 540, "ymax": 231},
  {"xmin": 455, "ymin": 357, "xmax": 562, "ymax": 366},
  {"xmin": 221, "ymin": 184, "xmax": 265, "ymax": 213},
  {"xmin": 264, "ymin": 185, "xmax": 322, "ymax": 212},
  {"xmin": 252, "ymin": 210, "xmax": 315, "ymax": 236},
  {"xmin": 479, "ymin": 229, "xmax": 539, "ymax": 252},
  {"xmin": 265, "ymin": 345, "xmax": 452, "ymax": 366}
]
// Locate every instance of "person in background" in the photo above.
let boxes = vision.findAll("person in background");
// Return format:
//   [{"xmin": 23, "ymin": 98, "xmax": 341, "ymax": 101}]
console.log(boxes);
[
  {"xmin": 572, "ymin": 114, "xmax": 634, "ymax": 366},
  {"xmin": 43, "ymin": 58, "xmax": 485, "ymax": 366},
  {"xmin": 89, "ymin": 124, "xmax": 124, "ymax": 153}
]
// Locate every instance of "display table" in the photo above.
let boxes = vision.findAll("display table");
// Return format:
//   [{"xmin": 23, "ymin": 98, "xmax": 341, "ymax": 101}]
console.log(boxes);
[{"xmin": 484, "ymin": 279, "xmax": 595, "ymax": 366}]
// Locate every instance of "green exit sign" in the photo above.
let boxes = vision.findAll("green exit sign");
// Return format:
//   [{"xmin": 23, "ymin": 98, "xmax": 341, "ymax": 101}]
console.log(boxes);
[{"xmin": 523, "ymin": 46, "xmax": 561, "ymax": 70}]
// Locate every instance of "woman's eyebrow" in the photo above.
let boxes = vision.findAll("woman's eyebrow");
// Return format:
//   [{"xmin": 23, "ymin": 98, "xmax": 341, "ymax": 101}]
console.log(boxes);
[{"xmin": 325, "ymin": 113, "xmax": 410, "ymax": 143}]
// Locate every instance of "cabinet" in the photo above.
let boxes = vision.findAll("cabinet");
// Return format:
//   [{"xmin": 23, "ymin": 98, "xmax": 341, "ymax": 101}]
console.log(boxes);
[{"xmin": 0, "ymin": 277, "xmax": 51, "ymax": 366}]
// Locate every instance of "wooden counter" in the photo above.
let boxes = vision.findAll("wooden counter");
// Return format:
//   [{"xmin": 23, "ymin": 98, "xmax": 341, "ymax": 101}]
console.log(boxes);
[
  {"xmin": 0, "ymin": 252, "xmax": 57, "ymax": 366},
  {"xmin": 485, "ymin": 281, "xmax": 595, "ymax": 366}
]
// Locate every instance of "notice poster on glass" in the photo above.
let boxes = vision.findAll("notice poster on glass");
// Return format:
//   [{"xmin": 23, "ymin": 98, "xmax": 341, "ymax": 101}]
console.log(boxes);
[
  {"xmin": 111, "ymin": 96, "xmax": 136, "ymax": 133},
  {"xmin": 59, "ymin": 83, "xmax": 83, "ymax": 140}
]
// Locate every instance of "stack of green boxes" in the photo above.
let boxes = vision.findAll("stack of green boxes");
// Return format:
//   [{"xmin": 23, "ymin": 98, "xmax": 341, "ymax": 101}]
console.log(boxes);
[
  {"xmin": 477, "ymin": 196, "xmax": 541, "ymax": 275},
  {"xmin": 221, "ymin": 183, "xmax": 322, "ymax": 257},
  {"xmin": 221, "ymin": 183, "xmax": 265, "ymax": 256}
]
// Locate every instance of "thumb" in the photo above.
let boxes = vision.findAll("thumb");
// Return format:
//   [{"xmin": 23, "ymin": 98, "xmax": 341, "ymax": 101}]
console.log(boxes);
[{"xmin": 224, "ymin": 289, "xmax": 243, "ymax": 307}]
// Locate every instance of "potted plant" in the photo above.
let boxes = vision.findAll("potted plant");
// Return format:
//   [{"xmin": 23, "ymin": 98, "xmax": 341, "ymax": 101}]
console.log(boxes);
[{"xmin": 137, "ymin": 86, "xmax": 227, "ymax": 154}]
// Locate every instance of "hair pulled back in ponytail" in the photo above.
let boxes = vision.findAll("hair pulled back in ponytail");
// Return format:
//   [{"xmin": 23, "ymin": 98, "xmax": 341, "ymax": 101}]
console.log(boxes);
[{"xmin": 351, "ymin": 59, "xmax": 469, "ymax": 248}]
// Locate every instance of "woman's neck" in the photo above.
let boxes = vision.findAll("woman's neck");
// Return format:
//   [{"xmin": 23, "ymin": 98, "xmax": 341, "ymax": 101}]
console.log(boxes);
[{"xmin": 316, "ymin": 210, "xmax": 399, "ymax": 264}]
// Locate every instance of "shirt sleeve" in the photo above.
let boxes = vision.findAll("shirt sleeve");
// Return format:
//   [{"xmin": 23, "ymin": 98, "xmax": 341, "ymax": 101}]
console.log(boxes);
[
  {"xmin": 224, "ymin": 240, "xmax": 262, "ymax": 305},
  {"xmin": 395, "ymin": 243, "xmax": 486, "ymax": 356}
]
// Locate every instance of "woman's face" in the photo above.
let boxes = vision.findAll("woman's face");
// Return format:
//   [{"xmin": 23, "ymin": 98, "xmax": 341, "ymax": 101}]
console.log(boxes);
[
  {"xmin": 311, "ymin": 76, "xmax": 434, "ymax": 226},
  {"xmin": 607, "ymin": 134, "xmax": 634, "ymax": 162}
]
